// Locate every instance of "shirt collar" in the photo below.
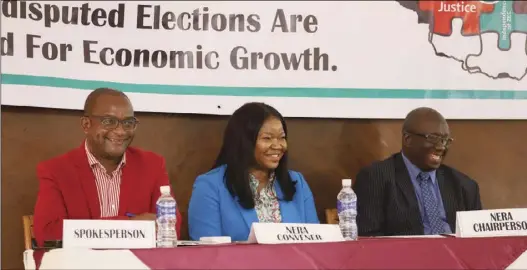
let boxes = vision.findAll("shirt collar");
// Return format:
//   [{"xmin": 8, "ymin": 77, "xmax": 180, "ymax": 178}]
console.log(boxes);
[
  {"xmin": 84, "ymin": 141, "xmax": 126, "ymax": 169},
  {"xmin": 249, "ymin": 172, "xmax": 276, "ymax": 193},
  {"xmin": 401, "ymin": 152, "xmax": 436, "ymax": 184}
]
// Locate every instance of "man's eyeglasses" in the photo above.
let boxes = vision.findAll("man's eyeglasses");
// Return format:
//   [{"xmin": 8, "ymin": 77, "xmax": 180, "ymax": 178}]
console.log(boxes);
[
  {"xmin": 84, "ymin": 115, "xmax": 139, "ymax": 131},
  {"xmin": 405, "ymin": 131, "xmax": 453, "ymax": 147}
]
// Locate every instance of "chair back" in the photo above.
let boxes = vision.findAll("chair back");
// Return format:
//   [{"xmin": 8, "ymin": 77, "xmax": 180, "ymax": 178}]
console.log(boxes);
[
  {"xmin": 22, "ymin": 215, "xmax": 36, "ymax": 250},
  {"xmin": 325, "ymin": 208, "xmax": 339, "ymax": 224}
]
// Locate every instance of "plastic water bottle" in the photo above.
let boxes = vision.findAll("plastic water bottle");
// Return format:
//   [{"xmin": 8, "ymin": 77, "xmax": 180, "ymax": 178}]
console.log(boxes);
[
  {"xmin": 337, "ymin": 179, "xmax": 358, "ymax": 240},
  {"xmin": 156, "ymin": 185, "xmax": 178, "ymax": 248}
]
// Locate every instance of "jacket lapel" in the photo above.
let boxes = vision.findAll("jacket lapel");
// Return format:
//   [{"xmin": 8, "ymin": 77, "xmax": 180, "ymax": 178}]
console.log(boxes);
[
  {"xmin": 72, "ymin": 143, "xmax": 101, "ymax": 218},
  {"xmin": 274, "ymin": 180, "xmax": 296, "ymax": 223},
  {"xmin": 437, "ymin": 167, "xmax": 456, "ymax": 231},
  {"xmin": 393, "ymin": 153, "xmax": 423, "ymax": 231},
  {"xmin": 118, "ymin": 149, "xmax": 135, "ymax": 216},
  {"xmin": 236, "ymin": 198, "xmax": 259, "ymax": 231}
]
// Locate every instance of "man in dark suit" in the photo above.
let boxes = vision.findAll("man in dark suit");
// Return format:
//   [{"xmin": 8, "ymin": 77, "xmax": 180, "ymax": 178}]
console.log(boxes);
[
  {"xmin": 355, "ymin": 107, "xmax": 482, "ymax": 236},
  {"xmin": 33, "ymin": 88, "xmax": 182, "ymax": 246}
]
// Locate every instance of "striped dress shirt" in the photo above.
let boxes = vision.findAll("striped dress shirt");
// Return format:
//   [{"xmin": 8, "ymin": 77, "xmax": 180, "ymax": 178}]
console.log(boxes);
[{"xmin": 85, "ymin": 142, "xmax": 126, "ymax": 218}]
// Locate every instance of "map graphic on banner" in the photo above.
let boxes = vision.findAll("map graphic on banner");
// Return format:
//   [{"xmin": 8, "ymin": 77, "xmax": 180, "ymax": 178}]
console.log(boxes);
[
  {"xmin": 398, "ymin": 0, "xmax": 527, "ymax": 80},
  {"xmin": 1, "ymin": 1, "xmax": 526, "ymax": 119}
]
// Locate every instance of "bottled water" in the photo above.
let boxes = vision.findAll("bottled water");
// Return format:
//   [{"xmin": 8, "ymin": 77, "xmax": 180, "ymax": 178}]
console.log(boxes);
[
  {"xmin": 156, "ymin": 185, "xmax": 178, "ymax": 248},
  {"xmin": 337, "ymin": 179, "xmax": 358, "ymax": 240}
]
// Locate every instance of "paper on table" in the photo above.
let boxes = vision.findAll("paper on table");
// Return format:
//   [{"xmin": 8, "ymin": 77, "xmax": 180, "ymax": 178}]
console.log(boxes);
[
  {"xmin": 39, "ymin": 248, "xmax": 150, "ymax": 269},
  {"xmin": 176, "ymin": 240, "xmax": 200, "ymax": 246},
  {"xmin": 376, "ymin": 234, "xmax": 447, "ymax": 238},
  {"xmin": 177, "ymin": 240, "xmax": 233, "ymax": 246}
]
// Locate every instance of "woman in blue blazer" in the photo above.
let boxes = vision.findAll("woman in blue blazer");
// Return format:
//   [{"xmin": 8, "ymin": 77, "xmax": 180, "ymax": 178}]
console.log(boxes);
[{"xmin": 188, "ymin": 102, "xmax": 319, "ymax": 241}]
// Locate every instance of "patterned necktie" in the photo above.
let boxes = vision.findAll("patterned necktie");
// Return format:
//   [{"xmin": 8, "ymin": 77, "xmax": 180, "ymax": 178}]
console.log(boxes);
[{"xmin": 417, "ymin": 172, "xmax": 444, "ymax": 234}]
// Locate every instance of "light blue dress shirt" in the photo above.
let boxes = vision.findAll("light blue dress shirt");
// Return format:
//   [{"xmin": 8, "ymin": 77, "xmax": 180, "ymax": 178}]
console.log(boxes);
[{"xmin": 401, "ymin": 153, "xmax": 452, "ymax": 234}]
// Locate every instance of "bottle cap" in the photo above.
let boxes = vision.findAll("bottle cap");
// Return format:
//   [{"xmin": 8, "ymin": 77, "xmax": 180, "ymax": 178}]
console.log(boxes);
[
  {"xmin": 160, "ymin": 185, "xmax": 171, "ymax": 194},
  {"xmin": 342, "ymin": 179, "xmax": 352, "ymax": 187}
]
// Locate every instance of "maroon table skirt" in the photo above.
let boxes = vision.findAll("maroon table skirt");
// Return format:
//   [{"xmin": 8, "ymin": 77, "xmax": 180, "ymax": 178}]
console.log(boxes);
[
  {"xmin": 130, "ymin": 236, "xmax": 527, "ymax": 269},
  {"xmin": 33, "ymin": 236, "xmax": 527, "ymax": 269}
]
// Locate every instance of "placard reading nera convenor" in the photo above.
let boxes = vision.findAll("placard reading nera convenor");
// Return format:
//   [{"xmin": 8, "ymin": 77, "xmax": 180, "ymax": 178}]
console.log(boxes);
[{"xmin": 276, "ymin": 225, "xmax": 323, "ymax": 241}]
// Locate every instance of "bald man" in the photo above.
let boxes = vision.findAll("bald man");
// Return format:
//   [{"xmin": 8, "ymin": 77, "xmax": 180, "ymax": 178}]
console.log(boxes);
[
  {"xmin": 33, "ymin": 88, "xmax": 182, "ymax": 247},
  {"xmin": 354, "ymin": 107, "xmax": 482, "ymax": 236}
]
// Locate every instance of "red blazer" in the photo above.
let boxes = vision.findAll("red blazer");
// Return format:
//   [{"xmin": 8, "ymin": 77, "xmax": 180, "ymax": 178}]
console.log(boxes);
[{"xmin": 33, "ymin": 143, "xmax": 182, "ymax": 246}]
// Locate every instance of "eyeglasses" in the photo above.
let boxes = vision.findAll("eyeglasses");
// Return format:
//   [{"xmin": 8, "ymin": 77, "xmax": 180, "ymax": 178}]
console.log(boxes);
[
  {"xmin": 406, "ymin": 131, "xmax": 454, "ymax": 147},
  {"xmin": 84, "ymin": 115, "xmax": 139, "ymax": 131}
]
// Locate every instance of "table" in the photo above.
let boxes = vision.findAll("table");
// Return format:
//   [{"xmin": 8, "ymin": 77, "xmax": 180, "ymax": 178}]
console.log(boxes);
[{"xmin": 27, "ymin": 236, "xmax": 527, "ymax": 269}]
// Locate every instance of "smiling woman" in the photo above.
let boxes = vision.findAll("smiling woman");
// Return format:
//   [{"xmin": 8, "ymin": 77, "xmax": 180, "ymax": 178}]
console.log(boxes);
[{"xmin": 187, "ymin": 102, "xmax": 320, "ymax": 241}]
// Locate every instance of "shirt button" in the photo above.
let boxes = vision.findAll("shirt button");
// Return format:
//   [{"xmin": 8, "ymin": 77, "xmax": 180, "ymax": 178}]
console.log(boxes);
[{"xmin": 112, "ymin": 205, "xmax": 115, "ymax": 209}]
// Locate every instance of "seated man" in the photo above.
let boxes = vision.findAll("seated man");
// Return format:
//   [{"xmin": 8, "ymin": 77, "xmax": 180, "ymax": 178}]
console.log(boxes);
[
  {"xmin": 355, "ymin": 107, "xmax": 482, "ymax": 236},
  {"xmin": 33, "ymin": 88, "xmax": 181, "ymax": 246}
]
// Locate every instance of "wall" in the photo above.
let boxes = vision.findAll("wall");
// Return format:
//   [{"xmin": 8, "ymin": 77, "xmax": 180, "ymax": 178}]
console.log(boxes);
[{"xmin": 2, "ymin": 105, "xmax": 527, "ymax": 269}]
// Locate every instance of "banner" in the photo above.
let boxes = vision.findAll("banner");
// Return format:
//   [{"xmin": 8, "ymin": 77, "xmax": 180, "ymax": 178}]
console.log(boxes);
[{"xmin": 1, "ymin": 1, "xmax": 526, "ymax": 119}]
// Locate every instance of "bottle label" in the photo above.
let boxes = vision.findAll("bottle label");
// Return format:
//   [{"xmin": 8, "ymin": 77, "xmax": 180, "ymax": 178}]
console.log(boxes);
[
  {"xmin": 337, "ymin": 200, "xmax": 356, "ymax": 213},
  {"xmin": 156, "ymin": 205, "xmax": 176, "ymax": 218}
]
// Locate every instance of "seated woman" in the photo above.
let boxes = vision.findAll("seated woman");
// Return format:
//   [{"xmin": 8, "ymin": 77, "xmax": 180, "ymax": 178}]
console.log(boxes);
[{"xmin": 188, "ymin": 102, "xmax": 319, "ymax": 241}]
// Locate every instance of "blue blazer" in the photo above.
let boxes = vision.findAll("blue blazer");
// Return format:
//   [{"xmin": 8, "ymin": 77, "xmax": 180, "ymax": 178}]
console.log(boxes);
[{"xmin": 188, "ymin": 165, "xmax": 320, "ymax": 241}]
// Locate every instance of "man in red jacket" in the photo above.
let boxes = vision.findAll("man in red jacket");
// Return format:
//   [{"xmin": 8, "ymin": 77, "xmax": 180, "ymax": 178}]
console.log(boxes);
[{"xmin": 33, "ymin": 88, "xmax": 181, "ymax": 246}]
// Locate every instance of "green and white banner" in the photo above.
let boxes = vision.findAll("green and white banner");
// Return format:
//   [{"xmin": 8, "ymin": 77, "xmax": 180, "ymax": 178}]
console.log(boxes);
[{"xmin": 1, "ymin": 1, "xmax": 526, "ymax": 119}]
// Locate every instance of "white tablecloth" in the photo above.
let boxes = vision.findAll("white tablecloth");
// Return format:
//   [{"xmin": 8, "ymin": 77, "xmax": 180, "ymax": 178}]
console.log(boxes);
[
  {"xmin": 24, "ymin": 249, "xmax": 150, "ymax": 270},
  {"xmin": 506, "ymin": 251, "xmax": 527, "ymax": 270}
]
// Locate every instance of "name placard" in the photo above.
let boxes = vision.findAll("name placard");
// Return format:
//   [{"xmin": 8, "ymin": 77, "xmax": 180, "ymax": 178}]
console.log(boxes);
[
  {"xmin": 63, "ymin": 219, "xmax": 156, "ymax": 249},
  {"xmin": 456, "ymin": 208, "xmax": 527, "ymax": 238},
  {"xmin": 247, "ymin": 223, "xmax": 345, "ymax": 244}
]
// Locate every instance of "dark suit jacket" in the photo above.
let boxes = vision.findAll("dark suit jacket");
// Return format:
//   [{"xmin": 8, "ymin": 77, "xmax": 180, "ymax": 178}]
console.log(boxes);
[
  {"xmin": 33, "ymin": 143, "xmax": 182, "ymax": 246},
  {"xmin": 355, "ymin": 152, "xmax": 482, "ymax": 236}
]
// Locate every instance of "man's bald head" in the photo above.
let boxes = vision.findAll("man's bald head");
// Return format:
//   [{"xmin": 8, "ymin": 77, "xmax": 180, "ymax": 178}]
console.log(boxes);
[
  {"xmin": 83, "ymin": 88, "xmax": 130, "ymax": 116},
  {"xmin": 402, "ymin": 107, "xmax": 446, "ymax": 134},
  {"xmin": 401, "ymin": 107, "xmax": 451, "ymax": 171}
]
